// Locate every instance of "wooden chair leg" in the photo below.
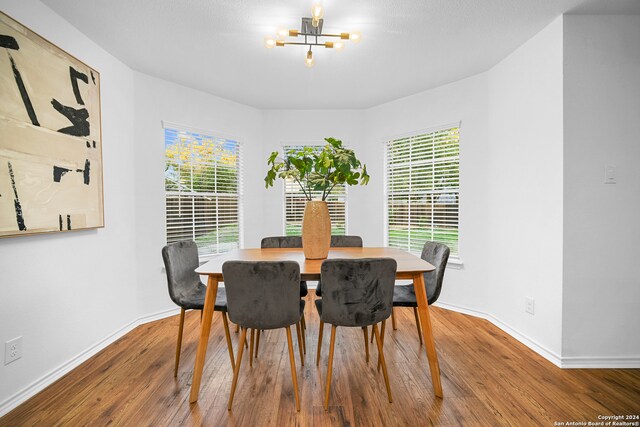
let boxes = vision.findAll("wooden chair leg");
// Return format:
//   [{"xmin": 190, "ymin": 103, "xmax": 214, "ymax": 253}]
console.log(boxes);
[
  {"xmin": 255, "ymin": 330, "xmax": 261, "ymax": 359},
  {"xmin": 362, "ymin": 327, "xmax": 369, "ymax": 363},
  {"xmin": 200, "ymin": 309, "xmax": 203, "ymax": 324},
  {"xmin": 413, "ymin": 307, "xmax": 423, "ymax": 346},
  {"xmin": 301, "ymin": 318, "xmax": 307, "ymax": 354},
  {"xmin": 221, "ymin": 312, "xmax": 235, "ymax": 370},
  {"xmin": 249, "ymin": 329, "xmax": 255, "ymax": 367},
  {"xmin": 285, "ymin": 326, "xmax": 301, "ymax": 412},
  {"xmin": 373, "ymin": 324, "xmax": 393, "ymax": 403},
  {"xmin": 377, "ymin": 319, "xmax": 387, "ymax": 372},
  {"xmin": 371, "ymin": 325, "xmax": 375, "ymax": 343},
  {"xmin": 391, "ymin": 308, "xmax": 397, "ymax": 330},
  {"xmin": 228, "ymin": 327, "xmax": 247, "ymax": 410},
  {"xmin": 174, "ymin": 308, "xmax": 186, "ymax": 378},
  {"xmin": 235, "ymin": 324, "xmax": 239, "ymax": 333},
  {"xmin": 316, "ymin": 320, "xmax": 324, "ymax": 366},
  {"xmin": 324, "ymin": 325, "xmax": 337, "ymax": 411},
  {"xmin": 295, "ymin": 322, "xmax": 305, "ymax": 366}
]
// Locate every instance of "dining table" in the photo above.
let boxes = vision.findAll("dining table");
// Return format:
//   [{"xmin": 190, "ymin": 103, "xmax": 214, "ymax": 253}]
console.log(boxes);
[{"xmin": 189, "ymin": 246, "xmax": 443, "ymax": 403}]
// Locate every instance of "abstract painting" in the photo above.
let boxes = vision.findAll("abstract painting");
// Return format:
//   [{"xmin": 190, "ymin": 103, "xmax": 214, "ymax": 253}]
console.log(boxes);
[{"xmin": 0, "ymin": 12, "xmax": 103, "ymax": 238}]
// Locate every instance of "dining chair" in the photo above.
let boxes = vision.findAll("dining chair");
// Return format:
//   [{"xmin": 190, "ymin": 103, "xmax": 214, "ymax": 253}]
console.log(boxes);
[
  {"xmin": 222, "ymin": 260, "xmax": 305, "ymax": 412},
  {"xmin": 260, "ymin": 236, "xmax": 308, "ymax": 356},
  {"xmin": 314, "ymin": 235, "xmax": 363, "ymax": 298},
  {"xmin": 161, "ymin": 241, "xmax": 235, "ymax": 377},
  {"xmin": 389, "ymin": 241, "xmax": 450, "ymax": 345},
  {"xmin": 315, "ymin": 258, "xmax": 397, "ymax": 410}
]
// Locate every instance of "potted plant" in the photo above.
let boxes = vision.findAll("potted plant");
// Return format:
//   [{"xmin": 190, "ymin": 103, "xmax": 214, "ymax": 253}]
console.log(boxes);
[{"xmin": 265, "ymin": 137, "xmax": 370, "ymax": 259}]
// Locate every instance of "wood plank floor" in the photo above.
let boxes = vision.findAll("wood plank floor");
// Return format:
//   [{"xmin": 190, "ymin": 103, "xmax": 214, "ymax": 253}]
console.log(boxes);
[{"xmin": 2, "ymin": 291, "xmax": 639, "ymax": 426}]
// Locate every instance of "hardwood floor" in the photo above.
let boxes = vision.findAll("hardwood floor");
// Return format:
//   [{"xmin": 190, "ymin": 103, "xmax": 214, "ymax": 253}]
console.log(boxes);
[{"xmin": 2, "ymin": 291, "xmax": 639, "ymax": 426}]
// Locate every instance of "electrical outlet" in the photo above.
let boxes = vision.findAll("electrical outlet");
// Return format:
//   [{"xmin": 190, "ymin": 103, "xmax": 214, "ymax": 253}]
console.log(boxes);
[
  {"xmin": 5, "ymin": 337, "xmax": 22, "ymax": 365},
  {"xmin": 525, "ymin": 297, "xmax": 535, "ymax": 315}
]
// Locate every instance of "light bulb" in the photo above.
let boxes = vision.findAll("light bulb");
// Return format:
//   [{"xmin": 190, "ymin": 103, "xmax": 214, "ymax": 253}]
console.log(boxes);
[
  {"xmin": 349, "ymin": 32, "xmax": 361, "ymax": 43},
  {"xmin": 334, "ymin": 41, "xmax": 344, "ymax": 50},
  {"xmin": 264, "ymin": 37, "xmax": 276, "ymax": 49},
  {"xmin": 276, "ymin": 28, "xmax": 288, "ymax": 38},
  {"xmin": 311, "ymin": 4, "xmax": 323, "ymax": 27},
  {"xmin": 305, "ymin": 50, "xmax": 314, "ymax": 68}
]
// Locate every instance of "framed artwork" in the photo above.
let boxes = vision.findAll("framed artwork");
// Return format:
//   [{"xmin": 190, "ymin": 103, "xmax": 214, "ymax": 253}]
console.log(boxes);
[{"xmin": 0, "ymin": 11, "xmax": 103, "ymax": 238}]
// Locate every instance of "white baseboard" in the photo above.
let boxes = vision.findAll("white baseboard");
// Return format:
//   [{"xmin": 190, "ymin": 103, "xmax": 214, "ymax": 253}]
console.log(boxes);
[
  {"xmin": 0, "ymin": 307, "xmax": 181, "ymax": 418},
  {"xmin": 435, "ymin": 302, "xmax": 561, "ymax": 368},
  {"xmin": 560, "ymin": 356, "xmax": 640, "ymax": 369},
  {"xmin": 434, "ymin": 301, "xmax": 640, "ymax": 368}
]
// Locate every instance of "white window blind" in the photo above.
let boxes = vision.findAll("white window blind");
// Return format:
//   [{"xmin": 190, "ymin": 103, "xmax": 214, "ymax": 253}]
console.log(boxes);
[
  {"xmin": 282, "ymin": 145, "xmax": 347, "ymax": 236},
  {"xmin": 164, "ymin": 125, "xmax": 242, "ymax": 257},
  {"xmin": 385, "ymin": 125, "xmax": 460, "ymax": 259}
]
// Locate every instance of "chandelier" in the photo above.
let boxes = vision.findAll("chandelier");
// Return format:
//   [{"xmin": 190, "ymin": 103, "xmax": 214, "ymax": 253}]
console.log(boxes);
[{"xmin": 264, "ymin": 4, "xmax": 361, "ymax": 68}]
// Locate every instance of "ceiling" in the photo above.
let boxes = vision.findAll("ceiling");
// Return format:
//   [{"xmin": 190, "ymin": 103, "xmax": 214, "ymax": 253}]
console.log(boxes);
[{"xmin": 41, "ymin": 0, "xmax": 629, "ymax": 109}]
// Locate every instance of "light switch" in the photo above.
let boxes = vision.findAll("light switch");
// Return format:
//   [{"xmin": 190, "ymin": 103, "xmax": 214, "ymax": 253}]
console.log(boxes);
[{"xmin": 604, "ymin": 165, "xmax": 616, "ymax": 184}]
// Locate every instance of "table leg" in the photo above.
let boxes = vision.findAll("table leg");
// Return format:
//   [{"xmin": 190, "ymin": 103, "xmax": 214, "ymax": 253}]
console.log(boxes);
[
  {"xmin": 189, "ymin": 275, "xmax": 219, "ymax": 403},
  {"xmin": 413, "ymin": 272, "xmax": 443, "ymax": 398}
]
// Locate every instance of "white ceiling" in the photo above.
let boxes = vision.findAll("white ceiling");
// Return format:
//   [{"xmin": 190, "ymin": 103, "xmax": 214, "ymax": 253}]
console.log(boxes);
[{"xmin": 41, "ymin": 0, "xmax": 630, "ymax": 109}]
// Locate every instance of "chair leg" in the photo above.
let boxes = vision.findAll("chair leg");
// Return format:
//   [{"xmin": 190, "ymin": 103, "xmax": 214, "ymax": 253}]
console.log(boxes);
[
  {"xmin": 295, "ymin": 322, "xmax": 305, "ymax": 366},
  {"xmin": 221, "ymin": 312, "xmax": 235, "ymax": 370},
  {"xmin": 316, "ymin": 320, "xmax": 324, "ymax": 366},
  {"xmin": 255, "ymin": 330, "xmax": 261, "ymax": 359},
  {"xmin": 174, "ymin": 308, "xmax": 186, "ymax": 378},
  {"xmin": 377, "ymin": 319, "xmax": 386, "ymax": 372},
  {"xmin": 362, "ymin": 327, "xmax": 369, "ymax": 363},
  {"xmin": 301, "ymin": 318, "xmax": 307, "ymax": 355},
  {"xmin": 391, "ymin": 308, "xmax": 397, "ymax": 330},
  {"xmin": 373, "ymin": 324, "xmax": 393, "ymax": 403},
  {"xmin": 249, "ymin": 329, "xmax": 255, "ymax": 367},
  {"xmin": 324, "ymin": 325, "xmax": 337, "ymax": 411},
  {"xmin": 413, "ymin": 307, "xmax": 423, "ymax": 346},
  {"xmin": 371, "ymin": 325, "xmax": 375, "ymax": 343},
  {"xmin": 285, "ymin": 326, "xmax": 301, "ymax": 412},
  {"xmin": 235, "ymin": 323, "xmax": 239, "ymax": 333},
  {"xmin": 228, "ymin": 327, "xmax": 248, "ymax": 410},
  {"xmin": 200, "ymin": 309, "xmax": 203, "ymax": 324}
]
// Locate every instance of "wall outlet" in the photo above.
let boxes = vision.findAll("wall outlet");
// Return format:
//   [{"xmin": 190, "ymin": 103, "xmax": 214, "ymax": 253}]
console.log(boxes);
[
  {"xmin": 5, "ymin": 337, "xmax": 22, "ymax": 365},
  {"xmin": 525, "ymin": 297, "xmax": 535, "ymax": 315}
]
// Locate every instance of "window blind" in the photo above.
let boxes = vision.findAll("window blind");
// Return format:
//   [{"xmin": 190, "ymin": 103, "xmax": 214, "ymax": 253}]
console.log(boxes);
[
  {"xmin": 282, "ymin": 145, "xmax": 347, "ymax": 236},
  {"xmin": 384, "ymin": 126, "xmax": 459, "ymax": 258},
  {"xmin": 164, "ymin": 125, "xmax": 242, "ymax": 257}
]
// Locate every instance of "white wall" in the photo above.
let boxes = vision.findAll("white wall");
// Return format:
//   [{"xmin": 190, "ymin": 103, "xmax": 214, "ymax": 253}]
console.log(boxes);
[
  {"xmin": 0, "ymin": 0, "xmax": 138, "ymax": 411},
  {"xmin": 562, "ymin": 15, "xmax": 640, "ymax": 361},
  {"xmin": 364, "ymin": 74, "xmax": 490, "ymax": 312},
  {"xmin": 133, "ymin": 72, "xmax": 264, "ymax": 316},
  {"xmin": 486, "ymin": 17, "xmax": 565, "ymax": 357}
]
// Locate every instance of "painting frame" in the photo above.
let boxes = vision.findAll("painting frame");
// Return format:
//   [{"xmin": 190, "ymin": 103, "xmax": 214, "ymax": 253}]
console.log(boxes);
[{"xmin": 0, "ymin": 11, "xmax": 104, "ymax": 238}]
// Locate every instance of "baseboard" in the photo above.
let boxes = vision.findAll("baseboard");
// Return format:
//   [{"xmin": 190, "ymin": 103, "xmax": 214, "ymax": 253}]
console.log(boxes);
[
  {"xmin": 560, "ymin": 356, "xmax": 640, "ymax": 369},
  {"xmin": 0, "ymin": 307, "xmax": 181, "ymax": 418},
  {"xmin": 434, "ymin": 301, "xmax": 563, "ymax": 367},
  {"xmin": 138, "ymin": 307, "xmax": 180, "ymax": 325}
]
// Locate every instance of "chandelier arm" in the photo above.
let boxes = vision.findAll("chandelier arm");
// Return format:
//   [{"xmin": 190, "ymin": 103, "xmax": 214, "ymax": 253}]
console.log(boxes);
[{"xmin": 280, "ymin": 42, "xmax": 326, "ymax": 46}]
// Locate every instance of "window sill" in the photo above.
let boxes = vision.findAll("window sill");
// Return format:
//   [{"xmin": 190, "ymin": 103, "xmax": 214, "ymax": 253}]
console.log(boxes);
[{"xmin": 447, "ymin": 258, "xmax": 464, "ymax": 269}]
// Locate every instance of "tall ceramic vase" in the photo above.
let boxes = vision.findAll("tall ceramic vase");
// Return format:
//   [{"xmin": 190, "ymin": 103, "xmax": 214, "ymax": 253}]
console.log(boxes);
[{"xmin": 302, "ymin": 200, "xmax": 331, "ymax": 259}]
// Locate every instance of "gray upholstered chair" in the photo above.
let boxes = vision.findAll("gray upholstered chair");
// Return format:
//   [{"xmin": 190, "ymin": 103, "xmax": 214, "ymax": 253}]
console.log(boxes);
[
  {"xmin": 314, "ymin": 235, "xmax": 363, "ymax": 298},
  {"xmin": 222, "ymin": 260, "xmax": 305, "ymax": 412},
  {"xmin": 260, "ymin": 236, "xmax": 308, "ymax": 356},
  {"xmin": 390, "ymin": 241, "xmax": 450, "ymax": 345},
  {"xmin": 260, "ymin": 236, "xmax": 309, "ymax": 298},
  {"xmin": 161, "ymin": 241, "xmax": 235, "ymax": 377},
  {"xmin": 315, "ymin": 258, "xmax": 397, "ymax": 410}
]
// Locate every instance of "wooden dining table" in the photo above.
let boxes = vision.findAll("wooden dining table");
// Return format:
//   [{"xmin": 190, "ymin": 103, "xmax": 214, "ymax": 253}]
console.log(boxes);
[{"xmin": 189, "ymin": 246, "xmax": 443, "ymax": 403}]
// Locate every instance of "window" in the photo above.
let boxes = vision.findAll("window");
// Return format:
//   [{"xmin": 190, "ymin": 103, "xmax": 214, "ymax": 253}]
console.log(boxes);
[
  {"xmin": 164, "ymin": 124, "xmax": 242, "ymax": 257},
  {"xmin": 384, "ymin": 125, "xmax": 460, "ymax": 259},
  {"xmin": 282, "ymin": 145, "xmax": 347, "ymax": 236}
]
